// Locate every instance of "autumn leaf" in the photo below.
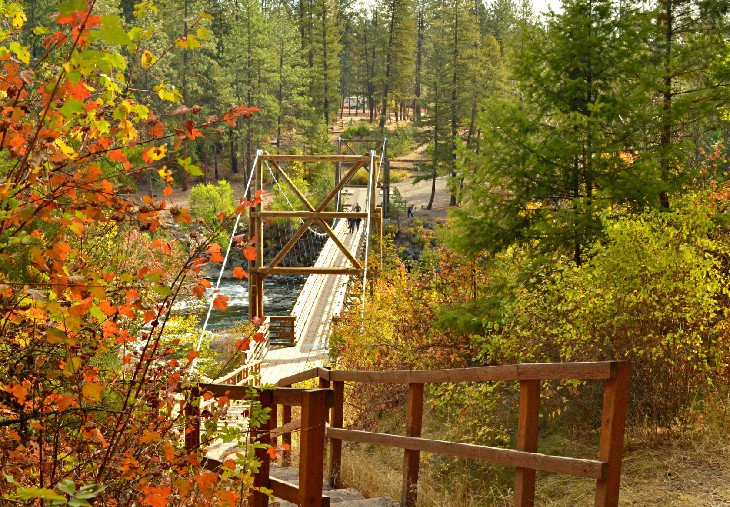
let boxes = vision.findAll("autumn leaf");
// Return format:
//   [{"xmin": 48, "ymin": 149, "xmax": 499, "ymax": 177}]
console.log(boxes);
[
  {"xmin": 82, "ymin": 382, "xmax": 103, "ymax": 402},
  {"xmin": 141, "ymin": 50, "xmax": 156, "ymax": 68},
  {"xmin": 243, "ymin": 245, "xmax": 257, "ymax": 261},
  {"xmin": 232, "ymin": 266, "xmax": 248, "ymax": 279},
  {"xmin": 213, "ymin": 295, "xmax": 229, "ymax": 310}
]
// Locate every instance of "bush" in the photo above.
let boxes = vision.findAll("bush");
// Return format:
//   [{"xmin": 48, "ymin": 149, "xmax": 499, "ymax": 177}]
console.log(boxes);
[
  {"xmin": 189, "ymin": 180, "xmax": 235, "ymax": 222},
  {"xmin": 342, "ymin": 122, "xmax": 372, "ymax": 139},
  {"xmin": 492, "ymin": 195, "xmax": 730, "ymax": 425}
]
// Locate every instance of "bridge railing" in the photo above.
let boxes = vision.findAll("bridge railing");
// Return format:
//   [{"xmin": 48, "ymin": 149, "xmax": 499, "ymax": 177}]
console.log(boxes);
[
  {"xmin": 275, "ymin": 361, "xmax": 630, "ymax": 507},
  {"xmin": 269, "ymin": 315, "xmax": 296, "ymax": 347},
  {"xmin": 202, "ymin": 318, "xmax": 271, "ymax": 388},
  {"xmin": 183, "ymin": 384, "xmax": 333, "ymax": 507}
]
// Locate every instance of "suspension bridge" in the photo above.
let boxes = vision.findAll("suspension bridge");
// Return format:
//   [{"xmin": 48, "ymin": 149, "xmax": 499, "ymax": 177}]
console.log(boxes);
[{"xmin": 196, "ymin": 147, "xmax": 384, "ymax": 388}]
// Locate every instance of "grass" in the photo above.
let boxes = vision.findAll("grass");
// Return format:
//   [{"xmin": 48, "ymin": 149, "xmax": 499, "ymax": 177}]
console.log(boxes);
[{"xmin": 332, "ymin": 397, "xmax": 730, "ymax": 507}]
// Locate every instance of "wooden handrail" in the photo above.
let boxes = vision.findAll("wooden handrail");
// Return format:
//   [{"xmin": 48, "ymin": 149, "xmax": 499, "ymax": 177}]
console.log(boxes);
[
  {"xmin": 324, "ymin": 428, "xmax": 606, "ymax": 479},
  {"xmin": 276, "ymin": 362, "xmax": 618, "ymax": 387},
  {"xmin": 273, "ymin": 361, "xmax": 630, "ymax": 507}
]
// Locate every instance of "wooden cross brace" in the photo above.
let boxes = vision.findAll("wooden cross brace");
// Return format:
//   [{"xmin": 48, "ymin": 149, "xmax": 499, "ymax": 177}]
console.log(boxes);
[{"xmin": 261, "ymin": 156, "xmax": 372, "ymax": 277}]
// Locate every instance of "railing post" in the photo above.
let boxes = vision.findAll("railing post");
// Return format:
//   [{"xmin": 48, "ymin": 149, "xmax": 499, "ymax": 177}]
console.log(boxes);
[
  {"xmin": 594, "ymin": 362, "xmax": 630, "ymax": 507},
  {"xmin": 329, "ymin": 380, "xmax": 345, "ymax": 488},
  {"xmin": 401, "ymin": 383, "xmax": 424, "ymax": 507},
  {"xmin": 252, "ymin": 390, "xmax": 274, "ymax": 507},
  {"xmin": 299, "ymin": 389, "xmax": 328, "ymax": 507},
  {"xmin": 514, "ymin": 379, "xmax": 541, "ymax": 507},
  {"xmin": 281, "ymin": 384, "xmax": 292, "ymax": 467}
]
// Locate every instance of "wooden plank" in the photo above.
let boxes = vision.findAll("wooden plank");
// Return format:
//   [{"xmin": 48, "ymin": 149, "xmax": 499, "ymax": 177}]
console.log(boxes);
[
  {"xmin": 266, "ymin": 217, "xmax": 316, "ymax": 270},
  {"xmin": 327, "ymin": 365, "xmax": 518, "ymax": 384},
  {"xmin": 270, "ymin": 418, "xmax": 302, "ymax": 438},
  {"xmin": 184, "ymin": 388, "xmax": 200, "ymax": 452},
  {"xmin": 269, "ymin": 159, "xmax": 316, "ymax": 211},
  {"xmin": 402, "ymin": 384, "xmax": 424, "ymax": 507},
  {"xmin": 594, "ymin": 362, "xmax": 630, "ymax": 507},
  {"xmin": 325, "ymin": 362, "xmax": 616, "ymax": 384},
  {"xmin": 518, "ymin": 362, "xmax": 614, "ymax": 381},
  {"xmin": 270, "ymin": 478, "xmax": 331, "ymax": 507},
  {"xmin": 253, "ymin": 267, "xmax": 362, "ymax": 275},
  {"xmin": 325, "ymin": 428, "xmax": 606, "ymax": 479},
  {"xmin": 253, "ymin": 212, "xmax": 370, "ymax": 220},
  {"xmin": 261, "ymin": 154, "xmax": 371, "ymax": 162},
  {"xmin": 299, "ymin": 389, "xmax": 328, "ymax": 507},
  {"xmin": 315, "ymin": 160, "xmax": 364, "ymax": 213},
  {"xmin": 275, "ymin": 368, "xmax": 321, "ymax": 387},
  {"xmin": 281, "ymin": 403, "xmax": 292, "ymax": 467},
  {"xmin": 514, "ymin": 380, "xmax": 540, "ymax": 507},
  {"xmin": 329, "ymin": 380, "xmax": 345, "ymax": 488}
]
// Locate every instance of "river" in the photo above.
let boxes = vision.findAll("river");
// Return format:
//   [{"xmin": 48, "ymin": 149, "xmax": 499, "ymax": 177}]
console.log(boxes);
[{"xmin": 174, "ymin": 276, "xmax": 305, "ymax": 331}]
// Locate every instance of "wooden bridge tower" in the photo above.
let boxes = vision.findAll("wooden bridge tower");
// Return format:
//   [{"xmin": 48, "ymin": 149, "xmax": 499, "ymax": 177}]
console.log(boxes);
[{"xmin": 247, "ymin": 152, "xmax": 381, "ymax": 321}]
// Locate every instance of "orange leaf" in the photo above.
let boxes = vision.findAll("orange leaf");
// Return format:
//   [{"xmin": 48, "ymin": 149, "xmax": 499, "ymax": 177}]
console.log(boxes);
[
  {"xmin": 7, "ymin": 383, "xmax": 28, "ymax": 405},
  {"xmin": 213, "ymin": 295, "xmax": 229, "ymax": 310},
  {"xmin": 243, "ymin": 245, "xmax": 257, "ymax": 261},
  {"xmin": 187, "ymin": 350, "xmax": 199, "ymax": 361},
  {"xmin": 253, "ymin": 332, "xmax": 265, "ymax": 343},
  {"xmin": 163, "ymin": 186, "xmax": 173, "ymax": 197},
  {"xmin": 232, "ymin": 266, "xmax": 248, "ymax": 279},
  {"xmin": 236, "ymin": 338, "xmax": 250, "ymax": 350}
]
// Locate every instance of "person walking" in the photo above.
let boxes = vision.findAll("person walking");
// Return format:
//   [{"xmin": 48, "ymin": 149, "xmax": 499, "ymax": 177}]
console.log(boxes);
[
  {"xmin": 407, "ymin": 204, "xmax": 414, "ymax": 219},
  {"xmin": 354, "ymin": 203, "xmax": 362, "ymax": 231},
  {"xmin": 347, "ymin": 217, "xmax": 356, "ymax": 233}
]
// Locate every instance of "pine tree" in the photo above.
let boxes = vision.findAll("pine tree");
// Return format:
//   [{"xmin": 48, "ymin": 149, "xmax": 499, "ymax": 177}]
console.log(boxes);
[{"xmin": 377, "ymin": 0, "xmax": 416, "ymax": 130}]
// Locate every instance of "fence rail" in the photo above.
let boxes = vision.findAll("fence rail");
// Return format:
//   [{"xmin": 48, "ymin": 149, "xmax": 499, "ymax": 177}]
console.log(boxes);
[{"xmin": 275, "ymin": 361, "xmax": 630, "ymax": 507}]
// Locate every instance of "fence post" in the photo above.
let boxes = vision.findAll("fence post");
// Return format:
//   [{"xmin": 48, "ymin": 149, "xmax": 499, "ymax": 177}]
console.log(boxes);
[
  {"xmin": 401, "ymin": 383, "xmax": 424, "ymax": 507},
  {"xmin": 514, "ymin": 379, "xmax": 541, "ymax": 507},
  {"xmin": 281, "ymin": 385, "xmax": 292, "ymax": 467},
  {"xmin": 299, "ymin": 389, "xmax": 328, "ymax": 507},
  {"xmin": 252, "ymin": 390, "xmax": 274, "ymax": 507},
  {"xmin": 184, "ymin": 387, "xmax": 200, "ymax": 453},
  {"xmin": 594, "ymin": 362, "xmax": 630, "ymax": 507},
  {"xmin": 329, "ymin": 380, "xmax": 345, "ymax": 488}
]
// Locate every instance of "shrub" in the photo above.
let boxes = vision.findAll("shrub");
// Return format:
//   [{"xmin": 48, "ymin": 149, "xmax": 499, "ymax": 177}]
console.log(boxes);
[{"xmin": 189, "ymin": 180, "xmax": 236, "ymax": 222}]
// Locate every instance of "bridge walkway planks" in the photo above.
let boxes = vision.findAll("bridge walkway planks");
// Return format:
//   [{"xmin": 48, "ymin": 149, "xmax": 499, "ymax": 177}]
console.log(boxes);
[{"xmin": 260, "ymin": 188, "xmax": 367, "ymax": 385}]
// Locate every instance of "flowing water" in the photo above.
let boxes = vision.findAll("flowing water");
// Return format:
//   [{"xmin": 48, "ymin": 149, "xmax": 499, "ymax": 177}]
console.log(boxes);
[{"xmin": 175, "ymin": 276, "xmax": 306, "ymax": 331}]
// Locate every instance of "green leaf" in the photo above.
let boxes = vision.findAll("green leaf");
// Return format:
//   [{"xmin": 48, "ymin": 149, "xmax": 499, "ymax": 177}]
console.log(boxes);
[
  {"xmin": 15, "ymin": 486, "xmax": 66, "ymax": 501},
  {"xmin": 153, "ymin": 285, "xmax": 172, "ymax": 296},
  {"xmin": 97, "ymin": 16, "xmax": 131, "ymax": 46},
  {"xmin": 57, "ymin": 480, "xmax": 75, "ymax": 495},
  {"xmin": 60, "ymin": 98, "xmax": 85, "ymax": 119},
  {"xmin": 89, "ymin": 306, "xmax": 105, "ymax": 323},
  {"xmin": 9, "ymin": 42, "xmax": 29, "ymax": 64},
  {"xmin": 59, "ymin": 0, "xmax": 87, "ymax": 15}
]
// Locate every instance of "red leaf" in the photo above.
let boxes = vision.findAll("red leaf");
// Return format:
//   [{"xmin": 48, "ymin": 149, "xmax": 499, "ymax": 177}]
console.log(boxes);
[
  {"xmin": 236, "ymin": 338, "xmax": 250, "ymax": 350},
  {"xmin": 213, "ymin": 295, "xmax": 229, "ymax": 310},
  {"xmin": 243, "ymin": 245, "xmax": 257, "ymax": 261},
  {"xmin": 232, "ymin": 266, "xmax": 248, "ymax": 279},
  {"xmin": 187, "ymin": 350, "xmax": 199, "ymax": 361},
  {"xmin": 253, "ymin": 332, "xmax": 265, "ymax": 343}
]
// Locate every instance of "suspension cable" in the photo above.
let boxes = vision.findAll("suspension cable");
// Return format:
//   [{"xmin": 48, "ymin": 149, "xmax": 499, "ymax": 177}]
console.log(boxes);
[
  {"xmin": 262, "ymin": 159, "xmax": 330, "ymax": 238},
  {"xmin": 189, "ymin": 149, "xmax": 262, "ymax": 377},
  {"xmin": 360, "ymin": 150, "xmax": 376, "ymax": 335}
]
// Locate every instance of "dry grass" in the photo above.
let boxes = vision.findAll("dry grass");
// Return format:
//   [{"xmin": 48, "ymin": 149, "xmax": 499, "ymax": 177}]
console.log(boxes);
[{"xmin": 333, "ymin": 407, "xmax": 730, "ymax": 507}]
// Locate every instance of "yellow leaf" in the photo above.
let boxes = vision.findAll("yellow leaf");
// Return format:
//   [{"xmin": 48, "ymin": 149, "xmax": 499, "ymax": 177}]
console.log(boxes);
[
  {"xmin": 82, "ymin": 382, "xmax": 103, "ymax": 402},
  {"xmin": 141, "ymin": 50, "xmax": 156, "ymax": 68}
]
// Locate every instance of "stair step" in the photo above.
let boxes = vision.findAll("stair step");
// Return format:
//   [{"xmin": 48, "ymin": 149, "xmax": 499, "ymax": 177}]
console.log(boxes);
[{"xmin": 270, "ymin": 466, "xmax": 397, "ymax": 507}]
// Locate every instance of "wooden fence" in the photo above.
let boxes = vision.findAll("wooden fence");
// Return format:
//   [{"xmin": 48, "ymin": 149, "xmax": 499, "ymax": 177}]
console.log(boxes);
[
  {"xmin": 184, "ymin": 384, "xmax": 334, "ymax": 507},
  {"xmin": 275, "ymin": 361, "xmax": 630, "ymax": 507}
]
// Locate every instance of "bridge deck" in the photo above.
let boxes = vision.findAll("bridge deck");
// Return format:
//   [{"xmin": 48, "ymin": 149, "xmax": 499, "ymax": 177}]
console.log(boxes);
[{"xmin": 260, "ymin": 189, "xmax": 366, "ymax": 384}]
